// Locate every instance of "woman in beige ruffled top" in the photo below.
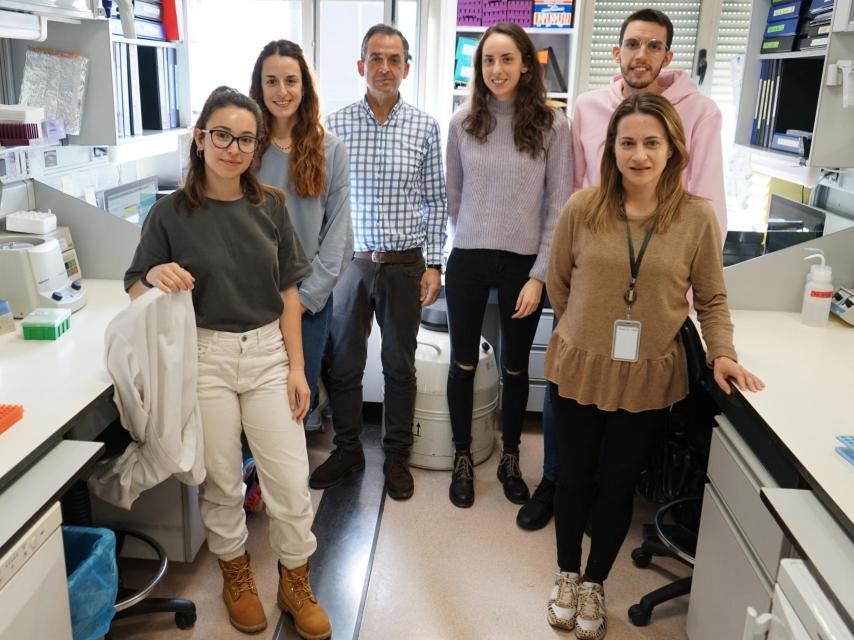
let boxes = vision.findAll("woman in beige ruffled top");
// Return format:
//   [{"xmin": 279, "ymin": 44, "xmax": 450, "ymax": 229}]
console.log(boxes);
[{"xmin": 543, "ymin": 93, "xmax": 763, "ymax": 640}]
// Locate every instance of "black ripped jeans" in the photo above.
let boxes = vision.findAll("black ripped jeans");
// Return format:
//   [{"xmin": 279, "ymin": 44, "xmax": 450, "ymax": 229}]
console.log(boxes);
[{"xmin": 445, "ymin": 248, "xmax": 544, "ymax": 452}]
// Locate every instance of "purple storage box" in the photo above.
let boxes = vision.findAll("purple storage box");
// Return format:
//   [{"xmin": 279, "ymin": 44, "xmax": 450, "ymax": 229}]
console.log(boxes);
[
  {"xmin": 457, "ymin": 0, "xmax": 483, "ymax": 26},
  {"xmin": 482, "ymin": 0, "xmax": 507, "ymax": 26},
  {"xmin": 507, "ymin": 0, "xmax": 533, "ymax": 27}
]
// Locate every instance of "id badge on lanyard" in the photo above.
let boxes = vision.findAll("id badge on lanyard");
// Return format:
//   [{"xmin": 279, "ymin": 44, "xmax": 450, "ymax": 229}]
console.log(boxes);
[{"xmin": 611, "ymin": 220, "xmax": 654, "ymax": 363}]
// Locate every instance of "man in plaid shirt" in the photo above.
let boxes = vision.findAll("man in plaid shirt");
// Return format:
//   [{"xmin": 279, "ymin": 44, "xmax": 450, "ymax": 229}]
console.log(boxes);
[{"xmin": 310, "ymin": 23, "xmax": 448, "ymax": 501}]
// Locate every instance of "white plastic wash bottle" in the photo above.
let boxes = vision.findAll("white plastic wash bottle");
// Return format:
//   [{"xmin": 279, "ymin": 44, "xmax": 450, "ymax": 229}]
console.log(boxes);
[{"xmin": 801, "ymin": 249, "xmax": 833, "ymax": 327}]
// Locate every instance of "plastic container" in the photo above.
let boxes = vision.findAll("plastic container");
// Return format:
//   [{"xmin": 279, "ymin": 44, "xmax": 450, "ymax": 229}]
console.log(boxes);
[
  {"xmin": 801, "ymin": 249, "xmax": 833, "ymax": 327},
  {"xmin": 62, "ymin": 526, "xmax": 118, "ymax": 640},
  {"xmin": 0, "ymin": 298, "xmax": 14, "ymax": 335},
  {"xmin": 21, "ymin": 307, "xmax": 71, "ymax": 339}
]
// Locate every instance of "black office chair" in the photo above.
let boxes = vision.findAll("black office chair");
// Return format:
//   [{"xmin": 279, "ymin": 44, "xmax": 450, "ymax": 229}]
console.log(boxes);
[
  {"xmin": 62, "ymin": 423, "xmax": 197, "ymax": 634},
  {"xmin": 628, "ymin": 319, "xmax": 719, "ymax": 626}
]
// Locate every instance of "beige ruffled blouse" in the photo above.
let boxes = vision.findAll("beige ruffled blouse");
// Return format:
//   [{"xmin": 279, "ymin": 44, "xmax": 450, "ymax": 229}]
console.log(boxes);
[{"xmin": 544, "ymin": 188, "xmax": 737, "ymax": 413}]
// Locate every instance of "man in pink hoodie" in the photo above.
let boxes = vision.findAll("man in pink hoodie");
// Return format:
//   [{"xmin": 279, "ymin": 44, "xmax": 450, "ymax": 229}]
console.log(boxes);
[{"xmin": 571, "ymin": 7, "xmax": 727, "ymax": 236}]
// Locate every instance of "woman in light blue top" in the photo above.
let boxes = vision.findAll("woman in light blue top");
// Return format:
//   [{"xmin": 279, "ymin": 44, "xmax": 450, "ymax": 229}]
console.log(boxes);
[{"xmin": 251, "ymin": 39, "xmax": 353, "ymax": 427}]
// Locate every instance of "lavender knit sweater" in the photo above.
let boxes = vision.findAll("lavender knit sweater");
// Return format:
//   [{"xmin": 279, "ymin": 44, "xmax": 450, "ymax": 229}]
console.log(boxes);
[{"xmin": 445, "ymin": 99, "xmax": 572, "ymax": 281}]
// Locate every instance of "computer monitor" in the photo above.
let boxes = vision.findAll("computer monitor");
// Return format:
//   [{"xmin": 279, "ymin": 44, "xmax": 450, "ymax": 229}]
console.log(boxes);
[{"xmin": 765, "ymin": 194, "xmax": 825, "ymax": 254}]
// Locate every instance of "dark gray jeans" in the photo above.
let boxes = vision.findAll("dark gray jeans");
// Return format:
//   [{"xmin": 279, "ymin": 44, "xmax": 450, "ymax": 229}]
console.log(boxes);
[{"xmin": 325, "ymin": 256, "xmax": 425, "ymax": 456}]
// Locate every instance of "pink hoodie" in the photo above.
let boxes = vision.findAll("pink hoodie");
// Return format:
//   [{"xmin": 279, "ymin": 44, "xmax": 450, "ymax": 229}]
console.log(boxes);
[{"xmin": 571, "ymin": 69, "xmax": 727, "ymax": 238}]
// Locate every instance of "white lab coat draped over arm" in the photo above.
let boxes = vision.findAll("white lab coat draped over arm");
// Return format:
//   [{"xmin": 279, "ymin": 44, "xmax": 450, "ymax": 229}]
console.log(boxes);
[{"xmin": 88, "ymin": 288, "xmax": 205, "ymax": 509}]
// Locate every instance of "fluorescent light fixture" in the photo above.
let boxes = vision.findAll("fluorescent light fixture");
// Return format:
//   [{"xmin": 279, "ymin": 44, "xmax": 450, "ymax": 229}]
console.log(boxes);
[{"xmin": 0, "ymin": 9, "xmax": 48, "ymax": 41}]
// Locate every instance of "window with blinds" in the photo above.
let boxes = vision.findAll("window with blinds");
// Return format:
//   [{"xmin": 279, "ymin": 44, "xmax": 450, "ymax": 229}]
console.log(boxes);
[
  {"xmin": 586, "ymin": 0, "xmax": 701, "ymax": 89},
  {"xmin": 709, "ymin": 0, "xmax": 752, "ymax": 109}
]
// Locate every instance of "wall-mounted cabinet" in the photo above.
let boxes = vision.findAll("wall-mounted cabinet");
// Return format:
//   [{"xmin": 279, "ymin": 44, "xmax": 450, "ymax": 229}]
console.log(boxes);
[
  {"xmin": 8, "ymin": 18, "xmax": 188, "ymax": 148},
  {"xmin": 735, "ymin": 0, "xmax": 854, "ymax": 168}
]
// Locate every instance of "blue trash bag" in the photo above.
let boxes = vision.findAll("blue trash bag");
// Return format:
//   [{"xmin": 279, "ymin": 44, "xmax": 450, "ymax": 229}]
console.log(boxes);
[{"xmin": 62, "ymin": 526, "xmax": 118, "ymax": 640}]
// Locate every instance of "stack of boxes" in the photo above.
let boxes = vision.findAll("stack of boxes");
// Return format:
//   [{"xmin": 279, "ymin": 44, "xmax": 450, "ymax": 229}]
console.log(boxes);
[
  {"xmin": 456, "ymin": 0, "xmax": 573, "ymax": 28},
  {"xmin": 761, "ymin": 0, "xmax": 835, "ymax": 53}
]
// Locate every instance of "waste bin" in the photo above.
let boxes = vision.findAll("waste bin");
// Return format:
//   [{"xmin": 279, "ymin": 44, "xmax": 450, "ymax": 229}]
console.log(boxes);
[{"xmin": 62, "ymin": 525, "xmax": 118, "ymax": 640}]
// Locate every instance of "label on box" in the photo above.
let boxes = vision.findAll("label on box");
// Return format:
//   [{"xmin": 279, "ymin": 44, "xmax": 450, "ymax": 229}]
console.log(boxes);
[{"xmin": 533, "ymin": 3, "xmax": 573, "ymax": 28}]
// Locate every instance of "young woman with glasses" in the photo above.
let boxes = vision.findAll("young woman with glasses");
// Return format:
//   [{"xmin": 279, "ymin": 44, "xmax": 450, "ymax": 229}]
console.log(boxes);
[
  {"xmin": 444, "ymin": 22, "xmax": 571, "ymax": 509},
  {"xmin": 251, "ymin": 40, "xmax": 353, "ymax": 431},
  {"xmin": 124, "ymin": 86, "xmax": 331, "ymax": 640},
  {"xmin": 545, "ymin": 93, "xmax": 762, "ymax": 639}
]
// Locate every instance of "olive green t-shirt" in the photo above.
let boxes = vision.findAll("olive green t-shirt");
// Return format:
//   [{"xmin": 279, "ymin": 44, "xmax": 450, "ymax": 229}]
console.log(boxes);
[{"xmin": 124, "ymin": 191, "xmax": 312, "ymax": 332}]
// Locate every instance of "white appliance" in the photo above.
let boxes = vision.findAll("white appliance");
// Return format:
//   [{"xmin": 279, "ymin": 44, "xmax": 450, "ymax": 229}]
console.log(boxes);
[
  {"xmin": 0, "ymin": 233, "xmax": 86, "ymax": 318},
  {"xmin": 0, "ymin": 502, "xmax": 72, "ymax": 640},
  {"xmin": 742, "ymin": 559, "xmax": 854, "ymax": 640}
]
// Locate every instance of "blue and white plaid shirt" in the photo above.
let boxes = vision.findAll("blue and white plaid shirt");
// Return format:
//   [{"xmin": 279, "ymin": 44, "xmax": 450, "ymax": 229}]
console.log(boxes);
[{"xmin": 326, "ymin": 96, "xmax": 448, "ymax": 264}]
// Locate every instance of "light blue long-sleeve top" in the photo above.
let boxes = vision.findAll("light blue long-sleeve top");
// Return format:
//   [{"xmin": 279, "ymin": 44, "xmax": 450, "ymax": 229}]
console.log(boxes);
[{"xmin": 258, "ymin": 131, "xmax": 354, "ymax": 313}]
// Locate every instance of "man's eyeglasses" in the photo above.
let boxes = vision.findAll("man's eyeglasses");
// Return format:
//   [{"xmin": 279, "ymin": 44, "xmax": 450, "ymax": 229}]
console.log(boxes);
[
  {"xmin": 621, "ymin": 38, "xmax": 669, "ymax": 54},
  {"xmin": 201, "ymin": 129, "xmax": 258, "ymax": 153}
]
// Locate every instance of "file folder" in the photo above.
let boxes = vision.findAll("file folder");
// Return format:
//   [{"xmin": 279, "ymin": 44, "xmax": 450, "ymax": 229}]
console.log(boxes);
[
  {"xmin": 770, "ymin": 132, "xmax": 811, "ymax": 156},
  {"xmin": 767, "ymin": 1, "xmax": 803, "ymax": 22},
  {"xmin": 765, "ymin": 16, "xmax": 800, "ymax": 37},
  {"xmin": 762, "ymin": 35, "xmax": 797, "ymax": 52}
]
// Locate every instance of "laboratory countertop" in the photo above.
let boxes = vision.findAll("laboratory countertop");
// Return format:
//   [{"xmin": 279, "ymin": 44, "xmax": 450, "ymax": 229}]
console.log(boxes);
[
  {"xmin": 728, "ymin": 309, "xmax": 854, "ymax": 539},
  {"xmin": 0, "ymin": 279, "xmax": 128, "ymax": 488}
]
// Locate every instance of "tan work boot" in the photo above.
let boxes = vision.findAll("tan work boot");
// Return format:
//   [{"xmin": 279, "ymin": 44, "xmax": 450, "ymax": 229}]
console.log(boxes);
[
  {"xmin": 277, "ymin": 562, "xmax": 331, "ymax": 640},
  {"xmin": 218, "ymin": 553, "xmax": 267, "ymax": 633}
]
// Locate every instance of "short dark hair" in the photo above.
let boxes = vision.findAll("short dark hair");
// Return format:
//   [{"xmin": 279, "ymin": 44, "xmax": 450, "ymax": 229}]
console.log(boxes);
[
  {"xmin": 360, "ymin": 23, "xmax": 411, "ymax": 61},
  {"xmin": 619, "ymin": 8, "xmax": 674, "ymax": 50}
]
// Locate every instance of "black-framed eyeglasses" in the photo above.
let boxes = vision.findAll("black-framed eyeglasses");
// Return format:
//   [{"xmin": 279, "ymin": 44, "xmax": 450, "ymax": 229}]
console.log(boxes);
[
  {"xmin": 621, "ymin": 38, "xmax": 669, "ymax": 53},
  {"xmin": 200, "ymin": 128, "xmax": 258, "ymax": 153}
]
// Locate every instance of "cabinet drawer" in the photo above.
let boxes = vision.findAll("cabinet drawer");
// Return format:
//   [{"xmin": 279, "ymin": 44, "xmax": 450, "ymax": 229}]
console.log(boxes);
[
  {"xmin": 528, "ymin": 347, "xmax": 546, "ymax": 380},
  {"xmin": 533, "ymin": 309, "xmax": 555, "ymax": 346},
  {"xmin": 708, "ymin": 418, "xmax": 786, "ymax": 579},
  {"xmin": 687, "ymin": 484, "xmax": 773, "ymax": 640}
]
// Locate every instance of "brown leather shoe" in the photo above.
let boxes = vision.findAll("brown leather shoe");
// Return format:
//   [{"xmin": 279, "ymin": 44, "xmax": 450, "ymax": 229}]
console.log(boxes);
[
  {"xmin": 383, "ymin": 453, "xmax": 414, "ymax": 500},
  {"xmin": 309, "ymin": 447, "xmax": 365, "ymax": 489},
  {"xmin": 277, "ymin": 562, "xmax": 332, "ymax": 640},
  {"xmin": 218, "ymin": 553, "xmax": 266, "ymax": 633}
]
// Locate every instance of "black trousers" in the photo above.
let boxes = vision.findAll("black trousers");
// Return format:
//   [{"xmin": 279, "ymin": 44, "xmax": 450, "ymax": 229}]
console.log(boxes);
[
  {"xmin": 551, "ymin": 388, "xmax": 667, "ymax": 583},
  {"xmin": 325, "ymin": 256, "xmax": 424, "ymax": 456},
  {"xmin": 445, "ymin": 248, "xmax": 543, "ymax": 451}
]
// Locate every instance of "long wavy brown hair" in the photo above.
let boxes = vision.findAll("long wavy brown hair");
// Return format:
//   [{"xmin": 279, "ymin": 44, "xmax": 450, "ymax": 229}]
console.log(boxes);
[
  {"xmin": 250, "ymin": 40, "xmax": 326, "ymax": 199},
  {"xmin": 585, "ymin": 93, "xmax": 694, "ymax": 234},
  {"xmin": 464, "ymin": 22, "xmax": 553, "ymax": 159},
  {"xmin": 177, "ymin": 86, "xmax": 283, "ymax": 212}
]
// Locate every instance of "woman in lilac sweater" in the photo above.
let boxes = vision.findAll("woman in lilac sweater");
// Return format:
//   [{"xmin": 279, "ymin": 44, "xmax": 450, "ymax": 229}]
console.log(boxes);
[{"xmin": 444, "ymin": 22, "xmax": 571, "ymax": 509}]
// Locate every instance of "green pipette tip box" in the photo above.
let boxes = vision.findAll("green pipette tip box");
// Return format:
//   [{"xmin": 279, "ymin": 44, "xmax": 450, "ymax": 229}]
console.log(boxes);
[{"xmin": 21, "ymin": 308, "xmax": 71, "ymax": 340}]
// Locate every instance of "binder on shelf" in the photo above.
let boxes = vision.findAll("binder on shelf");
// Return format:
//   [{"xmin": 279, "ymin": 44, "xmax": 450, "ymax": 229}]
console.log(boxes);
[
  {"xmin": 109, "ymin": 17, "xmax": 166, "ymax": 40},
  {"xmin": 166, "ymin": 48, "xmax": 179, "ymax": 128},
  {"xmin": 764, "ymin": 16, "xmax": 800, "ymax": 37},
  {"xmin": 767, "ymin": 1, "xmax": 803, "ymax": 22},
  {"xmin": 137, "ymin": 46, "xmax": 170, "ymax": 129},
  {"xmin": 162, "ymin": 0, "xmax": 184, "ymax": 41},
  {"xmin": 537, "ymin": 46, "xmax": 567, "ymax": 92},
  {"xmin": 761, "ymin": 35, "xmax": 797, "ymax": 52},
  {"xmin": 127, "ymin": 44, "xmax": 144, "ymax": 136},
  {"xmin": 112, "ymin": 41, "xmax": 123, "ymax": 137},
  {"xmin": 133, "ymin": 0, "xmax": 163, "ymax": 21},
  {"xmin": 770, "ymin": 131, "xmax": 811, "ymax": 155},
  {"xmin": 795, "ymin": 35, "xmax": 829, "ymax": 49},
  {"xmin": 454, "ymin": 36, "xmax": 478, "ymax": 86},
  {"xmin": 118, "ymin": 42, "xmax": 132, "ymax": 137},
  {"xmin": 806, "ymin": 0, "xmax": 835, "ymax": 16}
]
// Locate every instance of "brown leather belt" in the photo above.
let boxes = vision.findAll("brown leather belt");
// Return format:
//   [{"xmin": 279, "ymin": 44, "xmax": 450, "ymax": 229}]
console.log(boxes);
[{"xmin": 354, "ymin": 248, "xmax": 422, "ymax": 264}]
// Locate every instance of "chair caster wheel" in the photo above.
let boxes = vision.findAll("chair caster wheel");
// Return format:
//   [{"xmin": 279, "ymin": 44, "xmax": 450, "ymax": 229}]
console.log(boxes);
[
  {"xmin": 631, "ymin": 548, "xmax": 652, "ymax": 568},
  {"xmin": 175, "ymin": 611, "xmax": 196, "ymax": 629},
  {"xmin": 629, "ymin": 603, "xmax": 651, "ymax": 626}
]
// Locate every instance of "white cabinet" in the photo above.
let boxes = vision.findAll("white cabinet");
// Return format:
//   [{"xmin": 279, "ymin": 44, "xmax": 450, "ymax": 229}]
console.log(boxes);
[{"xmin": 688, "ymin": 416, "xmax": 792, "ymax": 640}]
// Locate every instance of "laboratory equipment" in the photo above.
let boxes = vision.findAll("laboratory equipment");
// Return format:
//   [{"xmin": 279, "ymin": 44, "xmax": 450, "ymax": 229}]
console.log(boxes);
[
  {"xmin": 0, "ymin": 234, "xmax": 85, "ymax": 318},
  {"xmin": 801, "ymin": 249, "xmax": 833, "ymax": 326},
  {"xmin": 4, "ymin": 209, "xmax": 56, "ymax": 234},
  {"xmin": 410, "ymin": 308, "xmax": 499, "ymax": 470},
  {"xmin": 0, "ymin": 299, "xmax": 13, "ymax": 334},
  {"xmin": 830, "ymin": 286, "xmax": 854, "ymax": 325}
]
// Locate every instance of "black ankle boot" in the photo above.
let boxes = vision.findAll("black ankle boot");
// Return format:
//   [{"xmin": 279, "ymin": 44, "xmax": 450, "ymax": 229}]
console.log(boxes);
[
  {"xmin": 449, "ymin": 451, "xmax": 475, "ymax": 508},
  {"xmin": 497, "ymin": 449, "xmax": 529, "ymax": 504},
  {"xmin": 516, "ymin": 476, "xmax": 556, "ymax": 530}
]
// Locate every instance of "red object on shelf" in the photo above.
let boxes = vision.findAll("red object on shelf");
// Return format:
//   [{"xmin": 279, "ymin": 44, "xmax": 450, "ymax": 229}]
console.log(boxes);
[
  {"xmin": 0, "ymin": 404, "xmax": 24, "ymax": 434},
  {"xmin": 162, "ymin": 0, "xmax": 180, "ymax": 41}
]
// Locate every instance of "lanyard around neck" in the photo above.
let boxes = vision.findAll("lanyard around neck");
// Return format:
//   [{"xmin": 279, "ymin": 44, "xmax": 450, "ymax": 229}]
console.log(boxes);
[{"xmin": 624, "ymin": 220, "xmax": 655, "ymax": 310}]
